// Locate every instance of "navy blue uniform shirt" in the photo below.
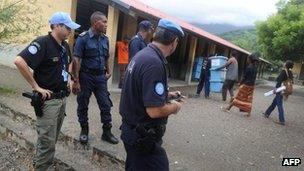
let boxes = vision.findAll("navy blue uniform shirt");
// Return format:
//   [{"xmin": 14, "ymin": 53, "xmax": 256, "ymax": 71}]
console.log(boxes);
[
  {"xmin": 18, "ymin": 32, "xmax": 71, "ymax": 92},
  {"xmin": 128, "ymin": 33, "xmax": 147, "ymax": 61},
  {"xmin": 73, "ymin": 29, "xmax": 109, "ymax": 70},
  {"xmin": 120, "ymin": 44, "xmax": 168, "ymax": 143}
]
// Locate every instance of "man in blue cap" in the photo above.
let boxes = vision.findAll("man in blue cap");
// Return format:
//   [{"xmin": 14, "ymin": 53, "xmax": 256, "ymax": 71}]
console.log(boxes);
[
  {"xmin": 128, "ymin": 20, "xmax": 154, "ymax": 61},
  {"xmin": 119, "ymin": 18, "xmax": 185, "ymax": 171},
  {"xmin": 14, "ymin": 12, "xmax": 80, "ymax": 170},
  {"xmin": 71, "ymin": 11, "xmax": 119, "ymax": 144}
]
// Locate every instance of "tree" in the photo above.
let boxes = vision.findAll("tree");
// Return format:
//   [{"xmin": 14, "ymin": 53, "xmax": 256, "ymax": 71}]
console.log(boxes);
[
  {"xmin": 256, "ymin": 0, "xmax": 304, "ymax": 61},
  {"xmin": 0, "ymin": 0, "xmax": 42, "ymax": 44},
  {"xmin": 220, "ymin": 28, "xmax": 260, "ymax": 53}
]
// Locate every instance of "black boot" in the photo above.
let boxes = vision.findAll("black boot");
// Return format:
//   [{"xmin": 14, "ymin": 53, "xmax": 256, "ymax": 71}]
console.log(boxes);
[
  {"xmin": 79, "ymin": 124, "xmax": 89, "ymax": 144},
  {"xmin": 102, "ymin": 124, "xmax": 119, "ymax": 144}
]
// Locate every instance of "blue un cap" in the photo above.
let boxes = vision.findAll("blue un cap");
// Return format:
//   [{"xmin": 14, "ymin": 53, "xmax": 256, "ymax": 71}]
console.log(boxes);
[
  {"xmin": 49, "ymin": 12, "xmax": 80, "ymax": 30},
  {"xmin": 158, "ymin": 19, "xmax": 184, "ymax": 37}
]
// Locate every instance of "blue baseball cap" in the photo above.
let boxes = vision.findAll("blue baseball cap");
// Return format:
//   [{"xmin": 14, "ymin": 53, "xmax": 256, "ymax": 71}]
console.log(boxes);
[
  {"xmin": 138, "ymin": 20, "xmax": 153, "ymax": 30},
  {"xmin": 49, "ymin": 12, "xmax": 80, "ymax": 30},
  {"xmin": 158, "ymin": 19, "xmax": 184, "ymax": 37}
]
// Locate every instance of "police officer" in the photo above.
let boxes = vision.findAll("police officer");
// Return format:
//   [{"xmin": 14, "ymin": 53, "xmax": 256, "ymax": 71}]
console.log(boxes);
[
  {"xmin": 14, "ymin": 12, "xmax": 80, "ymax": 171},
  {"xmin": 120, "ymin": 18, "xmax": 185, "ymax": 171},
  {"xmin": 71, "ymin": 11, "xmax": 118, "ymax": 144},
  {"xmin": 128, "ymin": 20, "xmax": 154, "ymax": 61}
]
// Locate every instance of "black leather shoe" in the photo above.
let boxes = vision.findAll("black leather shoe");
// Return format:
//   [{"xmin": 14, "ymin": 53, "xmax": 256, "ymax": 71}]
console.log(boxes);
[
  {"xmin": 79, "ymin": 124, "xmax": 89, "ymax": 144},
  {"xmin": 102, "ymin": 124, "xmax": 119, "ymax": 144}
]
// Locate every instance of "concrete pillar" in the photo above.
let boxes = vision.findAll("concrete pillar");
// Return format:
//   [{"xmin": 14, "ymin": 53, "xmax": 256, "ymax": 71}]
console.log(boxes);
[
  {"xmin": 184, "ymin": 36, "xmax": 197, "ymax": 84},
  {"xmin": 106, "ymin": 6, "xmax": 120, "ymax": 88}
]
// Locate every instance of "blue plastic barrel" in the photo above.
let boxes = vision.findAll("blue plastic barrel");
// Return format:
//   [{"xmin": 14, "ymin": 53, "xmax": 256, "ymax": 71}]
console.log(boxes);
[
  {"xmin": 209, "ymin": 56, "xmax": 228, "ymax": 92},
  {"xmin": 192, "ymin": 57, "xmax": 203, "ymax": 80}
]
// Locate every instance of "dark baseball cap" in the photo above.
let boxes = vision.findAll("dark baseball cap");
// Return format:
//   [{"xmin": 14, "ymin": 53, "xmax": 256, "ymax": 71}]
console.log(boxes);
[{"xmin": 138, "ymin": 20, "xmax": 153, "ymax": 30}]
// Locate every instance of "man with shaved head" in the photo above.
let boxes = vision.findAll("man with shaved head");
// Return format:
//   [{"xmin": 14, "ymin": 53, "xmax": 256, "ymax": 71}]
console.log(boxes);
[{"xmin": 71, "ymin": 11, "xmax": 119, "ymax": 144}]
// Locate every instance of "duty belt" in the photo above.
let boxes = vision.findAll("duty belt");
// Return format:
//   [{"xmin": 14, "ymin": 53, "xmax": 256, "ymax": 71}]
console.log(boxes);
[
  {"xmin": 80, "ymin": 67, "xmax": 106, "ymax": 75},
  {"xmin": 123, "ymin": 121, "xmax": 166, "ymax": 139},
  {"xmin": 49, "ymin": 90, "xmax": 68, "ymax": 100}
]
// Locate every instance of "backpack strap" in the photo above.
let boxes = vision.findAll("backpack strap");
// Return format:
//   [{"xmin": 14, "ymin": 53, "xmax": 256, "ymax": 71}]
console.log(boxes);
[{"xmin": 285, "ymin": 69, "xmax": 290, "ymax": 79}]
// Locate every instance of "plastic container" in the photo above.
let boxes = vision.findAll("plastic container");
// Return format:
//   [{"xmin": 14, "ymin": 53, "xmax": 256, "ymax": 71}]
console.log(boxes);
[
  {"xmin": 192, "ymin": 57, "xmax": 204, "ymax": 80},
  {"xmin": 209, "ymin": 56, "xmax": 228, "ymax": 92}
]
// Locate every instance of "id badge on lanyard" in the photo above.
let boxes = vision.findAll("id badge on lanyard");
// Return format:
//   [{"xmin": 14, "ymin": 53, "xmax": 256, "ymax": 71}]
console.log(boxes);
[{"xmin": 61, "ymin": 46, "xmax": 68, "ymax": 82}]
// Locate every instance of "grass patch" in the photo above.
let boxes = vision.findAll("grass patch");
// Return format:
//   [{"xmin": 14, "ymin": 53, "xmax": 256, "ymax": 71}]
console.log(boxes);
[{"xmin": 0, "ymin": 86, "xmax": 17, "ymax": 95}]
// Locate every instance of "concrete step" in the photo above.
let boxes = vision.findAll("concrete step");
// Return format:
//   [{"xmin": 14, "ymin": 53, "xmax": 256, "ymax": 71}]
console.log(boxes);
[{"xmin": 0, "ymin": 104, "xmax": 124, "ymax": 171}]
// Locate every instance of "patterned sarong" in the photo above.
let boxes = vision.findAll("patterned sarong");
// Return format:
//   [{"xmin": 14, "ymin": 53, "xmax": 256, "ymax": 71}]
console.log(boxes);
[{"xmin": 232, "ymin": 84, "xmax": 254, "ymax": 113}]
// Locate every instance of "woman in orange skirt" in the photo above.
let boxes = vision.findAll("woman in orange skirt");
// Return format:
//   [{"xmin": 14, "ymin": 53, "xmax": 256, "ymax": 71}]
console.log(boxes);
[{"xmin": 221, "ymin": 53, "xmax": 259, "ymax": 116}]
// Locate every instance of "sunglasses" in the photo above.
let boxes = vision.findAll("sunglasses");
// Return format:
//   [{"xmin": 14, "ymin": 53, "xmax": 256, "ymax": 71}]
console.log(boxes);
[{"xmin": 59, "ymin": 24, "xmax": 71, "ymax": 31}]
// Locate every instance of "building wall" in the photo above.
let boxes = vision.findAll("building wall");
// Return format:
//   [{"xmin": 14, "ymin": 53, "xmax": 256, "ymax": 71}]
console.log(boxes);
[
  {"xmin": 0, "ymin": 0, "xmax": 72, "ymax": 67},
  {"xmin": 293, "ymin": 62, "xmax": 301, "ymax": 75},
  {"xmin": 36, "ymin": 0, "xmax": 72, "ymax": 34},
  {"xmin": 293, "ymin": 62, "xmax": 304, "ymax": 80}
]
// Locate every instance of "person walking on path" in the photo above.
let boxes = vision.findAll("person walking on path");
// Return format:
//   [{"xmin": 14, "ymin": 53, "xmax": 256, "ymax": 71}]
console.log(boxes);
[
  {"xmin": 221, "ymin": 53, "xmax": 259, "ymax": 116},
  {"xmin": 263, "ymin": 60, "xmax": 294, "ymax": 125}
]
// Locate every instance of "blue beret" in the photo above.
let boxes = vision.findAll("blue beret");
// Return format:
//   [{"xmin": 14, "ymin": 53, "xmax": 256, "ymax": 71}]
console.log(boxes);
[{"xmin": 157, "ymin": 19, "xmax": 184, "ymax": 37}]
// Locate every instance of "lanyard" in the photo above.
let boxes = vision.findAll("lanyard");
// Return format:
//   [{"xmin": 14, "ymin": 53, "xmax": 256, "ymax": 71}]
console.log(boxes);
[
  {"xmin": 60, "ymin": 45, "xmax": 68, "ymax": 82},
  {"xmin": 60, "ymin": 45, "xmax": 67, "ymax": 72}
]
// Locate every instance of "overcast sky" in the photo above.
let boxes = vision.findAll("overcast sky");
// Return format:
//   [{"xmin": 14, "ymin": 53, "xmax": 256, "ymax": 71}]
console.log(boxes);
[{"xmin": 140, "ymin": 0, "xmax": 278, "ymax": 26}]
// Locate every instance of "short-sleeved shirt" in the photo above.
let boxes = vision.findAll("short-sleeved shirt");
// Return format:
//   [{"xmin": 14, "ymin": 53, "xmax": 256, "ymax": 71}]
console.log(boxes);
[
  {"xmin": 128, "ymin": 33, "xmax": 147, "ymax": 61},
  {"xmin": 18, "ymin": 32, "xmax": 71, "ymax": 92},
  {"xmin": 73, "ymin": 29, "xmax": 109, "ymax": 70},
  {"xmin": 119, "ymin": 44, "xmax": 168, "ymax": 143},
  {"xmin": 226, "ymin": 57, "xmax": 238, "ymax": 81},
  {"xmin": 116, "ymin": 41, "xmax": 129, "ymax": 64}
]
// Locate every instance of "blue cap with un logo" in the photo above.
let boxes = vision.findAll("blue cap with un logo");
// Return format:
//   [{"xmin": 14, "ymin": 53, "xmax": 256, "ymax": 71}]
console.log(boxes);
[
  {"xmin": 158, "ymin": 19, "xmax": 184, "ymax": 37},
  {"xmin": 49, "ymin": 12, "xmax": 80, "ymax": 30}
]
